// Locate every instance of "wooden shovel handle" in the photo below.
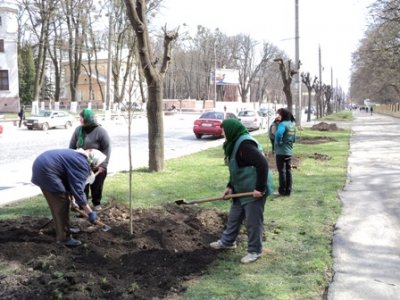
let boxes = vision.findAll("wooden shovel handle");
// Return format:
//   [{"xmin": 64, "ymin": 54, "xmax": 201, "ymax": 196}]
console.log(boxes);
[{"xmin": 189, "ymin": 192, "xmax": 254, "ymax": 204}]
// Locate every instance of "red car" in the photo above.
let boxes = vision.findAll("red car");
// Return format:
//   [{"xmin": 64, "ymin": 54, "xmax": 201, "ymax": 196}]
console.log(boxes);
[{"xmin": 193, "ymin": 111, "xmax": 238, "ymax": 139}]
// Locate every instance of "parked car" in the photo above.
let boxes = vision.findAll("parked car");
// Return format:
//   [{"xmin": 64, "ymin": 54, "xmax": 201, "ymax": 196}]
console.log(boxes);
[
  {"xmin": 24, "ymin": 110, "xmax": 75, "ymax": 131},
  {"xmin": 237, "ymin": 110, "xmax": 265, "ymax": 130},
  {"xmin": 304, "ymin": 107, "xmax": 316, "ymax": 115},
  {"xmin": 193, "ymin": 111, "xmax": 238, "ymax": 139},
  {"xmin": 258, "ymin": 107, "xmax": 273, "ymax": 117}
]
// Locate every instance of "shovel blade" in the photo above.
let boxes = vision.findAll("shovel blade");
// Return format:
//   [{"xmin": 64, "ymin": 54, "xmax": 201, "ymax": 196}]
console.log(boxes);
[
  {"xmin": 101, "ymin": 224, "xmax": 111, "ymax": 232},
  {"xmin": 175, "ymin": 199, "xmax": 188, "ymax": 205}
]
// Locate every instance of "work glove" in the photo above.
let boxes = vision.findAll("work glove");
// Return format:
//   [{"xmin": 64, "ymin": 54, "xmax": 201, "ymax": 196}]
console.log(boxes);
[{"xmin": 88, "ymin": 211, "xmax": 97, "ymax": 224}]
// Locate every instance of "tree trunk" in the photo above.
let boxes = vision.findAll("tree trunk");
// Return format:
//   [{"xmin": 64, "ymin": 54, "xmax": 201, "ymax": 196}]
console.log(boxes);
[
  {"xmin": 147, "ymin": 79, "xmax": 164, "ymax": 171},
  {"xmin": 275, "ymin": 59, "xmax": 294, "ymax": 114},
  {"xmin": 124, "ymin": 0, "xmax": 177, "ymax": 172}
]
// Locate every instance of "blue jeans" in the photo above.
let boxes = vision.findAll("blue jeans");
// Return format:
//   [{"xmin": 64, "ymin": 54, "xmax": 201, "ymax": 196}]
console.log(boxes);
[{"xmin": 220, "ymin": 197, "xmax": 266, "ymax": 253}]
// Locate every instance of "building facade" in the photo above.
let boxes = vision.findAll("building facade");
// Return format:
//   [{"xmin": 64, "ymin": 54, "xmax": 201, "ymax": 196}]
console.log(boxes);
[
  {"xmin": 0, "ymin": 0, "xmax": 19, "ymax": 113},
  {"xmin": 62, "ymin": 50, "xmax": 144, "ymax": 112}
]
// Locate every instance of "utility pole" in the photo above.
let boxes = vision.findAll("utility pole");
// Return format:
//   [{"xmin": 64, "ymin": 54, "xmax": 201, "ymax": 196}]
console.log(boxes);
[
  {"xmin": 214, "ymin": 41, "xmax": 217, "ymax": 109},
  {"xmin": 331, "ymin": 67, "xmax": 334, "ymax": 112},
  {"xmin": 105, "ymin": 4, "xmax": 113, "ymax": 114},
  {"xmin": 294, "ymin": 0, "xmax": 301, "ymax": 125},
  {"xmin": 318, "ymin": 45, "xmax": 322, "ymax": 117}
]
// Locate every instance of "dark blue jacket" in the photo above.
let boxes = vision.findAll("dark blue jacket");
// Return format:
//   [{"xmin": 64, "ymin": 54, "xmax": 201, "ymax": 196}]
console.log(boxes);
[{"xmin": 31, "ymin": 149, "xmax": 90, "ymax": 206}]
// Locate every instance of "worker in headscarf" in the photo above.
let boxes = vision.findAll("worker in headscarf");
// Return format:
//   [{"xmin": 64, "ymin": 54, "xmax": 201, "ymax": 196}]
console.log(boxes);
[
  {"xmin": 210, "ymin": 119, "xmax": 273, "ymax": 264},
  {"xmin": 69, "ymin": 108, "xmax": 111, "ymax": 211},
  {"xmin": 274, "ymin": 108, "xmax": 296, "ymax": 196},
  {"xmin": 32, "ymin": 148, "xmax": 106, "ymax": 246}
]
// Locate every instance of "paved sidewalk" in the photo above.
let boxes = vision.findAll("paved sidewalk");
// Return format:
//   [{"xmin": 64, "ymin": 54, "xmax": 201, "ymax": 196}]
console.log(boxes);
[{"xmin": 327, "ymin": 111, "xmax": 400, "ymax": 299}]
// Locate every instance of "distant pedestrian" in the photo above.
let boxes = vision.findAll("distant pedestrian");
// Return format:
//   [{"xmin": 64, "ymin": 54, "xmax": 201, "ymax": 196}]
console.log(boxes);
[
  {"xmin": 18, "ymin": 106, "xmax": 25, "ymax": 128},
  {"xmin": 370, "ymin": 106, "xmax": 373, "ymax": 115},
  {"xmin": 274, "ymin": 108, "xmax": 296, "ymax": 196},
  {"xmin": 268, "ymin": 113, "xmax": 281, "ymax": 153}
]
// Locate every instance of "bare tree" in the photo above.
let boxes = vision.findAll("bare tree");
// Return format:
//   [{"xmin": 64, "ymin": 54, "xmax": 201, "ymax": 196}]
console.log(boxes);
[
  {"xmin": 111, "ymin": 1, "xmax": 138, "ymax": 107},
  {"xmin": 301, "ymin": 72, "xmax": 317, "ymax": 122},
  {"xmin": 350, "ymin": 0, "xmax": 400, "ymax": 104},
  {"xmin": 60, "ymin": 0, "xmax": 93, "ymax": 104},
  {"xmin": 231, "ymin": 36, "xmax": 277, "ymax": 103},
  {"xmin": 274, "ymin": 58, "xmax": 297, "ymax": 113},
  {"xmin": 313, "ymin": 80, "xmax": 323, "ymax": 118},
  {"xmin": 21, "ymin": 0, "xmax": 57, "ymax": 110},
  {"xmin": 124, "ymin": 0, "xmax": 178, "ymax": 172},
  {"xmin": 324, "ymin": 84, "xmax": 333, "ymax": 114},
  {"xmin": 47, "ymin": 15, "xmax": 64, "ymax": 102}
]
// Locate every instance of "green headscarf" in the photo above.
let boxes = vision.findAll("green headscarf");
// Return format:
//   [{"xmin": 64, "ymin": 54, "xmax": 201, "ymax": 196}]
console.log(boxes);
[
  {"xmin": 78, "ymin": 108, "xmax": 97, "ymax": 147},
  {"xmin": 81, "ymin": 108, "xmax": 95, "ymax": 125},
  {"xmin": 222, "ymin": 118, "xmax": 249, "ymax": 159}
]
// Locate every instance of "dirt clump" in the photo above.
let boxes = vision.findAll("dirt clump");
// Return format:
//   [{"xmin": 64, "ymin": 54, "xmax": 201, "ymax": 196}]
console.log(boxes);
[
  {"xmin": 308, "ymin": 152, "xmax": 331, "ymax": 161},
  {"xmin": 310, "ymin": 122, "xmax": 342, "ymax": 131},
  {"xmin": 296, "ymin": 136, "xmax": 337, "ymax": 144},
  {"xmin": 0, "ymin": 204, "xmax": 227, "ymax": 299}
]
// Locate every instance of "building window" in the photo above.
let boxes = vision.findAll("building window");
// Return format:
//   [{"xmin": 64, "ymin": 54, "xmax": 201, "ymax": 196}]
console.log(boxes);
[
  {"xmin": 0, "ymin": 40, "xmax": 4, "ymax": 52},
  {"xmin": 0, "ymin": 70, "xmax": 9, "ymax": 90}
]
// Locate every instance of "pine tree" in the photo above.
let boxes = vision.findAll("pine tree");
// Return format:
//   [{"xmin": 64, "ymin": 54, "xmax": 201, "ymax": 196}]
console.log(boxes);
[{"xmin": 18, "ymin": 44, "xmax": 36, "ymax": 105}]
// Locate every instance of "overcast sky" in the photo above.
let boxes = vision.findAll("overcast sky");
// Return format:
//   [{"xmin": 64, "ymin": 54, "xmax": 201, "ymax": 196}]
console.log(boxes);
[{"xmin": 154, "ymin": 0, "xmax": 375, "ymax": 92}]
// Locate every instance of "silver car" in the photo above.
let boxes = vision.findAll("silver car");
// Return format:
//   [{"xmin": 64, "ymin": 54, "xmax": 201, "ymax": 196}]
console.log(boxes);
[
  {"xmin": 238, "ymin": 110, "xmax": 266, "ymax": 131},
  {"xmin": 24, "ymin": 110, "xmax": 75, "ymax": 131}
]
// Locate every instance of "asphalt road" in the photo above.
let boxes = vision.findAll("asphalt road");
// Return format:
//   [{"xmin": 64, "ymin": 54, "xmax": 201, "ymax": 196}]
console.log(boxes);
[
  {"xmin": 0, "ymin": 113, "xmax": 248, "ymax": 205},
  {"xmin": 0, "ymin": 110, "xmax": 306, "ymax": 205}
]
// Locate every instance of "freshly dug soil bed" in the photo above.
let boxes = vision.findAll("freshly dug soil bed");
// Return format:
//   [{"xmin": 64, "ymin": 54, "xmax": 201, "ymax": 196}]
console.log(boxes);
[
  {"xmin": 296, "ymin": 136, "xmax": 337, "ymax": 144},
  {"xmin": 0, "ymin": 204, "xmax": 228, "ymax": 299},
  {"xmin": 310, "ymin": 122, "xmax": 343, "ymax": 131}
]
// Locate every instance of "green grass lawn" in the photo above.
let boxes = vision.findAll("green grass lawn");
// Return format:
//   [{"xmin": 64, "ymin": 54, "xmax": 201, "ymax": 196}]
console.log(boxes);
[{"xmin": 0, "ymin": 112, "xmax": 352, "ymax": 299}]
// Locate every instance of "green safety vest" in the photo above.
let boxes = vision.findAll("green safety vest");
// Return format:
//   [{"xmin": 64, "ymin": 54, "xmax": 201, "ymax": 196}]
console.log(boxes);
[{"xmin": 228, "ymin": 134, "xmax": 273, "ymax": 205}]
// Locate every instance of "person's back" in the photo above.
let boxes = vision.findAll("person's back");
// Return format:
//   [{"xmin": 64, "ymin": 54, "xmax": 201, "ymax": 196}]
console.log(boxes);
[
  {"xmin": 273, "ymin": 108, "xmax": 296, "ymax": 196},
  {"xmin": 274, "ymin": 120, "xmax": 296, "ymax": 155},
  {"xmin": 268, "ymin": 118, "xmax": 280, "ymax": 153}
]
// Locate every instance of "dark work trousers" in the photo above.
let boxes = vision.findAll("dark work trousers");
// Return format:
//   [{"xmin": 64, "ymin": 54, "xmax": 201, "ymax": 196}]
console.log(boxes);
[
  {"xmin": 220, "ymin": 197, "xmax": 266, "ymax": 254},
  {"xmin": 42, "ymin": 189, "xmax": 71, "ymax": 242},
  {"xmin": 85, "ymin": 169, "xmax": 107, "ymax": 206},
  {"xmin": 270, "ymin": 138, "xmax": 275, "ymax": 153},
  {"xmin": 276, "ymin": 154, "xmax": 293, "ymax": 195}
]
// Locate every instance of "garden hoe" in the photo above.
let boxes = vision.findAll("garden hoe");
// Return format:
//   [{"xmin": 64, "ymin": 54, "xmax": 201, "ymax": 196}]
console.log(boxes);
[{"xmin": 175, "ymin": 192, "xmax": 254, "ymax": 205}]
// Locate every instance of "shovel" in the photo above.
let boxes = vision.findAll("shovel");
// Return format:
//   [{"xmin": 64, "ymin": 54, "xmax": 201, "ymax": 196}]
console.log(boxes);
[
  {"xmin": 175, "ymin": 192, "xmax": 254, "ymax": 205},
  {"xmin": 71, "ymin": 206, "xmax": 111, "ymax": 232}
]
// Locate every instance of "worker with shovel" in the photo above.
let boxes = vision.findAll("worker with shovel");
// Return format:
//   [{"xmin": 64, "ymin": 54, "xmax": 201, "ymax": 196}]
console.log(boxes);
[
  {"xmin": 31, "ymin": 148, "xmax": 106, "ymax": 247},
  {"xmin": 210, "ymin": 119, "xmax": 273, "ymax": 264}
]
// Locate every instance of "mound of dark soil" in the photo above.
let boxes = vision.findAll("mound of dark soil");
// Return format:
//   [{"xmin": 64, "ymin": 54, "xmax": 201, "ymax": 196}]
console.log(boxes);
[
  {"xmin": 308, "ymin": 152, "xmax": 331, "ymax": 160},
  {"xmin": 296, "ymin": 136, "xmax": 337, "ymax": 144},
  {"xmin": 0, "ymin": 204, "xmax": 227, "ymax": 299},
  {"xmin": 310, "ymin": 122, "xmax": 342, "ymax": 131}
]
